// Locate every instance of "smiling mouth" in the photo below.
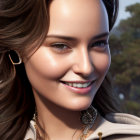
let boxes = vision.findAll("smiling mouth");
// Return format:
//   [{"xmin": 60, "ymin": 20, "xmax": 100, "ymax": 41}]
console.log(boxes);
[{"xmin": 60, "ymin": 80, "xmax": 95, "ymax": 88}]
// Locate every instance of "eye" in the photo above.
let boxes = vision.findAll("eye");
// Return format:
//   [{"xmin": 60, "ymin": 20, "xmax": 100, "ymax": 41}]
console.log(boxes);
[
  {"xmin": 50, "ymin": 43, "xmax": 71, "ymax": 53},
  {"xmin": 91, "ymin": 40, "xmax": 108, "ymax": 51}
]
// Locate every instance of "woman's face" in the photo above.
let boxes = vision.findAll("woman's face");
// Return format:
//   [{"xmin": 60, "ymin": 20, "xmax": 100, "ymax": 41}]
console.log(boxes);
[{"xmin": 24, "ymin": 0, "xmax": 110, "ymax": 111}]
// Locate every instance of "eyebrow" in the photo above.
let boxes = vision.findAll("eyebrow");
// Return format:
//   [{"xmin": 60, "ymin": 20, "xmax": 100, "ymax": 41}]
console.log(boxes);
[
  {"xmin": 91, "ymin": 32, "xmax": 109, "ymax": 40},
  {"xmin": 46, "ymin": 32, "xmax": 109, "ymax": 41}
]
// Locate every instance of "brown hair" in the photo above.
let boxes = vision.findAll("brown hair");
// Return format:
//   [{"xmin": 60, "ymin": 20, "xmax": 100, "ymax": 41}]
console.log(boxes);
[{"xmin": 0, "ymin": 0, "xmax": 119, "ymax": 139}]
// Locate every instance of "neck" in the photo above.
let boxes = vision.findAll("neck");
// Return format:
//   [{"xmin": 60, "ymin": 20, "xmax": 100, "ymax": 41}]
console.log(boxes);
[{"xmin": 35, "ymin": 94, "xmax": 83, "ymax": 140}]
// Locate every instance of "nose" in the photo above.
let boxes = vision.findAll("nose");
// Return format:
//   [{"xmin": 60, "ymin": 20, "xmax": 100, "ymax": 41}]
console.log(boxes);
[{"xmin": 72, "ymin": 48, "xmax": 94, "ymax": 77}]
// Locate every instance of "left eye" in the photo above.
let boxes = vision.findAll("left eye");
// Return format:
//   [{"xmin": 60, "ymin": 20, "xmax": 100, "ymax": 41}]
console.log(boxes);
[{"xmin": 91, "ymin": 40, "xmax": 108, "ymax": 49}]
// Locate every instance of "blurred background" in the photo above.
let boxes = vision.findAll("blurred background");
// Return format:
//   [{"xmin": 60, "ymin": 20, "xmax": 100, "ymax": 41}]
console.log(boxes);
[{"xmin": 109, "ymin": 0, "xmax": 140, "ymax": 116}]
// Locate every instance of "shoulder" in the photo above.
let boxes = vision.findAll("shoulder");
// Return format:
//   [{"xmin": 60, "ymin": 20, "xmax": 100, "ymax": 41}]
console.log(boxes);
[
  {"xmin": 105, "ymin": 112, "xmax": 140, "ymax": 125},
  {"xmin": 87, "ymin": 113, "xmax": 140, "ymax": 140},
  {"xmin": 24, "ymin": 113, "xmax": 140, "ymax": 140}
]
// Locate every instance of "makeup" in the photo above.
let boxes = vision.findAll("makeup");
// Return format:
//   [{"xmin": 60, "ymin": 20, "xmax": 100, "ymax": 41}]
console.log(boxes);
[{"xmin": 24, "ymin": 0, "xmax": 110, "ymax": 110}]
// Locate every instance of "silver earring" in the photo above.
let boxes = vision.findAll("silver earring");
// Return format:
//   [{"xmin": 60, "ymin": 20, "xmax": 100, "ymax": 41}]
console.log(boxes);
[
  {"xmin": 80, "ymin": 105, "xmax": 97, "ymax": 125},
  {"xmin": 8, "ymin": 50, "xmax": 22, "ymax": 65}
]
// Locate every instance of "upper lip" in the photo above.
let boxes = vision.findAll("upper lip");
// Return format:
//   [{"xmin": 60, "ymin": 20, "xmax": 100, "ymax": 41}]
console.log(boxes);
[{"xmin": 60, "ymin": 80, "xmax": 95, "ymax": 84}]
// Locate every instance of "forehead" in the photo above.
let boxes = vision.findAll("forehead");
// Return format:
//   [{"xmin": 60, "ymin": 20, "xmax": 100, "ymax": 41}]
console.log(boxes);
[{"xmin": 48, "ymin": 0, "xmax": 109, "ymax": 39}]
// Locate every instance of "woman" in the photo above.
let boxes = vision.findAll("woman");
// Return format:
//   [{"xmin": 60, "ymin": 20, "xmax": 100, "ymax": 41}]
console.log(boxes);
[{"xmin": 0, "ymin": 0, "xmax": 140, "ymax": 140}]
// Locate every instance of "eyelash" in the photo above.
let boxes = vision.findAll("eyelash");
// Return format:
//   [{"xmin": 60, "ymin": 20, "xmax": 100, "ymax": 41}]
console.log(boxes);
[
  {"xmin": 91, "ymin": 40, "xmax": 108, "ymax": 49},
  {"xmin": 50, "ymin": 40, "xmax": 108, "ymax": 53},
  {"xmin": 50, "ymin": 43, "xmax": 70, "ymax": 53}
]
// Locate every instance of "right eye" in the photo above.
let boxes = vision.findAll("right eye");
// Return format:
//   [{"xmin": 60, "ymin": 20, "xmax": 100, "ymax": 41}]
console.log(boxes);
[{"xmin": 50, "ymin": 43, "xmax": 71, "ymax": 53}]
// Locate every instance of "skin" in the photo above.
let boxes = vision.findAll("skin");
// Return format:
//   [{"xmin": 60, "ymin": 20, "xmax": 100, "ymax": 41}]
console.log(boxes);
[{"xmin": 24, "ymin": 0, "xmax": 110, "ymax": 139}]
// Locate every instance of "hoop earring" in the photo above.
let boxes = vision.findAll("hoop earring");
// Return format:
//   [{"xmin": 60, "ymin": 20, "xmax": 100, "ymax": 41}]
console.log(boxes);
[{"xmin": 8, "ymin": 50, "xmax": 22, "ymax": 65}]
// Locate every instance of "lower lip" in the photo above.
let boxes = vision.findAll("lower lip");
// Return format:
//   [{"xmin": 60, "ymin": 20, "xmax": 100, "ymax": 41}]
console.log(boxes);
[{"xmin": 61, "ymin": 83, "xmax": 93, "ymax": 94}]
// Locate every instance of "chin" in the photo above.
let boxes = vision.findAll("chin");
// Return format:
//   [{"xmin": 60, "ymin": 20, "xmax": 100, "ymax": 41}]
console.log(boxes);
[{"xmin": 66, "ymin": 99, "xmax": 93, "ymax": 111}]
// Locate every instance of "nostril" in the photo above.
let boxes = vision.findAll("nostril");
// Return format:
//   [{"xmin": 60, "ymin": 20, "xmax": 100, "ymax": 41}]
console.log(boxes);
[{"xmin": 72, "ymin": 61, "xmax": 94, "ymax": 76}]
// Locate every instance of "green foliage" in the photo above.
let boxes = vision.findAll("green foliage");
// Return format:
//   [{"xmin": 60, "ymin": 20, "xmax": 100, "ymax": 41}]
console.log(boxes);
[
  {"xmin": 126, "ymin": 3, "xmax": 140, "ymax": 19},
  {"xmin": 123, "ymin": 100, "xmax": 140, "ymax": 117},
  {"xmin": 118, "ymin": 3, "xmax": 140, "ymax": 30},
  {"xmin": 110, "ymin": 40, "xmax": 140, "ymax": 85},
  {"xmin": 116, "ymin": 3, "xmax": 140, "ymax": 47},
  {"xmin": 130, "ymin": 85, "xmax": 140, "ymax": 100},
  {"xmin": 110, "ymin": 3, "xmax": 140, "ymax": 86},
  {"xmin": 109, "ymin": 3, "xmax": 140, "ymax": 116}
]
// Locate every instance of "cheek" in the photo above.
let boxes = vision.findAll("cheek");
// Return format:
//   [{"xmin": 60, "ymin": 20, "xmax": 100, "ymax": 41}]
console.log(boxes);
[
  {"xmin": 91, "ymin": 49, "xmax": 111, "ymax": 75},
  {"xmin": 25, "ymin": 47, "xmax": 70, "ymax": 80}
]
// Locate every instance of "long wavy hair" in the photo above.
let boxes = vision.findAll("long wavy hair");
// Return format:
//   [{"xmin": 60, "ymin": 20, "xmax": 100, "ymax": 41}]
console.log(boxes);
[{"xmin": 0, "ymin": 0, "xmax": 119, "ymax": 139}]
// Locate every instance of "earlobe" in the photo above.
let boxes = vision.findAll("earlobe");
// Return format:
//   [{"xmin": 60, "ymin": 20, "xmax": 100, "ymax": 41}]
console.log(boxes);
[{"xmin": 8, "ymin": 50, "xmax": 22, "ymax": 65}]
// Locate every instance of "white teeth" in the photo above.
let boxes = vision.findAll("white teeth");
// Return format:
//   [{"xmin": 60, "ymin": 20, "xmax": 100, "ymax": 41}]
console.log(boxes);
[
  {"xmin": 69, "ymin": 83, "xmax": 72, "ymax": 86},
  {"xmin": 77, "ymin": 83, "xmax": 82, "ymax": 88},
  {"xmin": 66, "ymin": 82, "xmax": 91, "ymax": 88},
  {"xmin": 83, "ymin": 83, "xmax": 89, "ymax": 88},
  {"xmin": 73, "ymin": 83, "xmax": 77, "ymax": 87}
]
